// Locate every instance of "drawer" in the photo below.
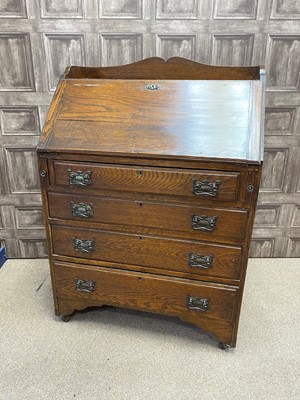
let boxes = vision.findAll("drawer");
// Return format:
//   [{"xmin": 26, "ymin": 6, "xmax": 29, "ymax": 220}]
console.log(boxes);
[
  {"xmin": 54, "ymin": 261, "xmax": 239, "ymax": 322},
  {"xmin": 48, "ymin": 193, "xmax": 247, "ymax": 243},
  {"xmin": 52, "ymin": 161, "xmax": 240, "ymax": 202},
  {"xmin": 52, "ymin": 225, "xmax": 242, "ymax": 280}
]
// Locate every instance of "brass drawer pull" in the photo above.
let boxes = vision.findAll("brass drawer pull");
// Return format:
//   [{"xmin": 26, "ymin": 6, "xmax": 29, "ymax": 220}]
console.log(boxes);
[
  {"xmin": 71, "ymin": 201, "xmax": 93, "ymax": 218},
  {"xmin": 191, "ymin": 215, "xmax": 218, "ymax": 231},
  {"xmin": 189, "ymin": 254, "xmax": 213, "ymax": 269},
  {"xmin": 193, "ymin": 179, "xmax": 220, "ymax": 197},
  {"xmin": 67, "ymin": 169, "xmax": 92, "ymax": 186},
  {"xmin": 146, "ymin": 83, "xmax": 159, "ymax": 90},
  {"xmin": 75, "ymin": 278, "xmax": 96, "ymax": 293},
  {"xmin": 187, "ymin": 296, "xmax": 210, "ymax": 312},
  {"xmin": 73, "ymin": 237, "xmax": 95, "ymax": 253}
]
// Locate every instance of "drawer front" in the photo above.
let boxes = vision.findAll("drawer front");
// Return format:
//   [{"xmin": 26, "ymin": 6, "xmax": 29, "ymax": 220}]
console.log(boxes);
[
  {"xmin": 54, "ymin": 262, "xmax": 238, "ymax": 322},
  {"xmin": 52, "ymin": 225, "xmax": 242, "ymax": 280},
  {"xmin": 52, "ymin": 161, "xmax": 240, "ymax": 202},
  {"xmin": 48, "ymin": 193, "xmax": 248, "ymax": 243}
]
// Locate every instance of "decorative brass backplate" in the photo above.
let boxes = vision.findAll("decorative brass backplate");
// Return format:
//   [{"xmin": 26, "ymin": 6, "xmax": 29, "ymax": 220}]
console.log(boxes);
[
  {"xmin": 75, "ymin": 278, "xmax": 96, "ymax": 293},
  {"xmin": 187, "ymin": 296, "xmax": 210, "ymax": 312},
  {"xmin": 189, "ymin": 254, "xmax": 213, "ymax": 269},
  {"xmin": 73, "ymin": 237, "xmax": 95, "ymax": 253},
  {"xmin": 71, "ymin": 201, "xmax": 93, "ymax": 218},
  {"xmin": 193, "ymin": 179, "xmax": 220, "ymax": 197},
  {"xmin": 67, "ymin": 169, "xmax": 92, "ymax": 186},
  {"xmin": 191, "ymin": 215, "xmax": 218, "ymax": 231}
]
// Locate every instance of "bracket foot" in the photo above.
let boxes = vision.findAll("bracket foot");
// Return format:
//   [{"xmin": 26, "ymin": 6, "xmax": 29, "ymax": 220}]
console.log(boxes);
[
  {"xmin": 60, "ymin": 315, "xmax": 71, "ymax": 322},
  {"xmin": 218, "ymin": 342, "xmax": 230, "ymax": 350}
]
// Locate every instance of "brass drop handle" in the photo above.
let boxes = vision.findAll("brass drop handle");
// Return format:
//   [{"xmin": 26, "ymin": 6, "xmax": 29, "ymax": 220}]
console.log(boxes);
[
  {"xmin": 191, "ymin": 215, "xmax": 218, "ymax": 231},
  {"xmin": 75, "ymin": 278, "xmax": 96, "ymax": 293},
  {"xmin": 67, "ymin": 169, "xmax": 92, "ymax": 186},
  {"xmin": 146, "ymin": 84, "xmax": 159, "ymax": 90},
  {"xmin": 71, "ymin": 201, "xmax": 93, "ymax": 218},
  {"xmin": 189, "ymin": 254, "xmax": 213, "ymax": 269},
  {"xmin": 73, "ymin": 237, "xmax": 95, "ymax": 253},
  {"xmin": 193, "ymin": 179, "xmax": 220, "ymax": 197},
  {"xmin": 187, "ymin": 296, "xmax": 210, "ymax": 312}
]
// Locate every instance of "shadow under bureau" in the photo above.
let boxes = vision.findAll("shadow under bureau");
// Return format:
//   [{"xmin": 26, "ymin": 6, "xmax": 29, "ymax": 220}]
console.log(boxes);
[{"xmin": 37, "ymin": 57, "xmax": 265, "ymax": 349}]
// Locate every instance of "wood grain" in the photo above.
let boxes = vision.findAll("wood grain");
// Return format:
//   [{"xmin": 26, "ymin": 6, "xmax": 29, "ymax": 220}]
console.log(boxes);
[
  {"xmin": 55, "ymin": 295, "xmax": 235, "ymax": 346},
  {"xmin": 65, "ymin": 57, "xmax": 260, "ymax": 80},
  {"xmin": 52, "ymin": 162, "xmax": 240, "ymax": 202},
  {"xmin": 51, "ymin": 225, "xmax": 243, "ymax": 279},
  {"xmin": 48, "ymin": 193, "xmax": 248, "ymax": 244},
  {"xmin": 38, "ymin": 78, "xmax": 263, "ymax": 163},
  {"xmin": 37, "ymin": 57, "xmax": 264, "ymax": 347},
  {"xmin": 54, "ymin": 261, "xmax": 239, "ymax": 323}
]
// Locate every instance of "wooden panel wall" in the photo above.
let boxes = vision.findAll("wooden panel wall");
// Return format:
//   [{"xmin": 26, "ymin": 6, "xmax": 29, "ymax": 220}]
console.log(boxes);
[{"xmin": 0, "ymin": 0, "xmax": 299, "ymax": 257}]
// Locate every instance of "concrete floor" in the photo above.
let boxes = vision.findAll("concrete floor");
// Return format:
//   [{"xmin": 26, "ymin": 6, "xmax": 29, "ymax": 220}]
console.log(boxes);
[{"xmin": 0, "ymin": 258, "xmax": 299, "ymax": 400}]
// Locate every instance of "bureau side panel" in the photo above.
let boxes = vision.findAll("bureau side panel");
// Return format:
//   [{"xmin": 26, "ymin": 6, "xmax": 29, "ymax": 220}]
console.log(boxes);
[
  {"xmin": 37, "ymin": 153, "xmax": 59, "ymax": 315},
  {"xmin": 230, "ymin": 166, "xmax": 263, "ymax": 347}
]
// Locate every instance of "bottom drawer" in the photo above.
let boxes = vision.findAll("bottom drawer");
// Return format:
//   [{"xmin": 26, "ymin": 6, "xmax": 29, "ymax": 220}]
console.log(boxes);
[{"xmin": 53, "ymin": 261, "xmax": 239, "ymax": 322}]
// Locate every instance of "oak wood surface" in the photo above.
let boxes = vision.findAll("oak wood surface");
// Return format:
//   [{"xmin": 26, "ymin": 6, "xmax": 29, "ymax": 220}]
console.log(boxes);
[
  {"xmin": 38, "ymin": 79, "xmax": 263, "ymax": 164},
  {"xmin": 52, "ymin": 254, "xmax": 242, "ymax": 286},
  {"xmin": 49, "ymin": 193, "xmax": 248, "ymax": 244},
  {"xmin": 37, "ymin": 57, "xmax": 264, "ymax": 347},
  {"xmin": 54, "ymin": 261, "xmax": 239, "ymax": 323},
  {"xmin": 52, "ymin": 161, "xmax": 240, "ymax": 202},
  {"xmin": 51, "ymin": 224, "xmax": 242, "ymax": 280},
  {"xmin": 65, "ymin": 57, "xmax": 261, "ymax": 81},
  {"xmin": 56, "ymin": 295, "xmax": 235, "ymax": 347}
]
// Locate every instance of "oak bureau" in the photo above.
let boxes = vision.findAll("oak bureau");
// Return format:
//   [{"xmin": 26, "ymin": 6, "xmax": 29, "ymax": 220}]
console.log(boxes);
[{"xmin": 37, "ymin": 57, "xmax": 265, "ymax": 349}]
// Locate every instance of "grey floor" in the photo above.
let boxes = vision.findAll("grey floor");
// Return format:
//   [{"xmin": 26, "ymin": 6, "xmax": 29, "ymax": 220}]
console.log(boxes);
[{"xmin": 0, "ymin": 259, "xmax": 299, "ymax": 400}]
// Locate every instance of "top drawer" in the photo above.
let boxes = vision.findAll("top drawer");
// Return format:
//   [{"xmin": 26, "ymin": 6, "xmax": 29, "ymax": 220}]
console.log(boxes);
[{"xmin": 51, "ymin": 162, "xmax": 241, "ymax": 202}]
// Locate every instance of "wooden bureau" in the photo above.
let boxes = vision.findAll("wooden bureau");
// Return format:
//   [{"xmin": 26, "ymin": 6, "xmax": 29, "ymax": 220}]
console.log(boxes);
[{"xmin": 37, "ymin": 57, "xmax": 265, "ymax": 349}]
